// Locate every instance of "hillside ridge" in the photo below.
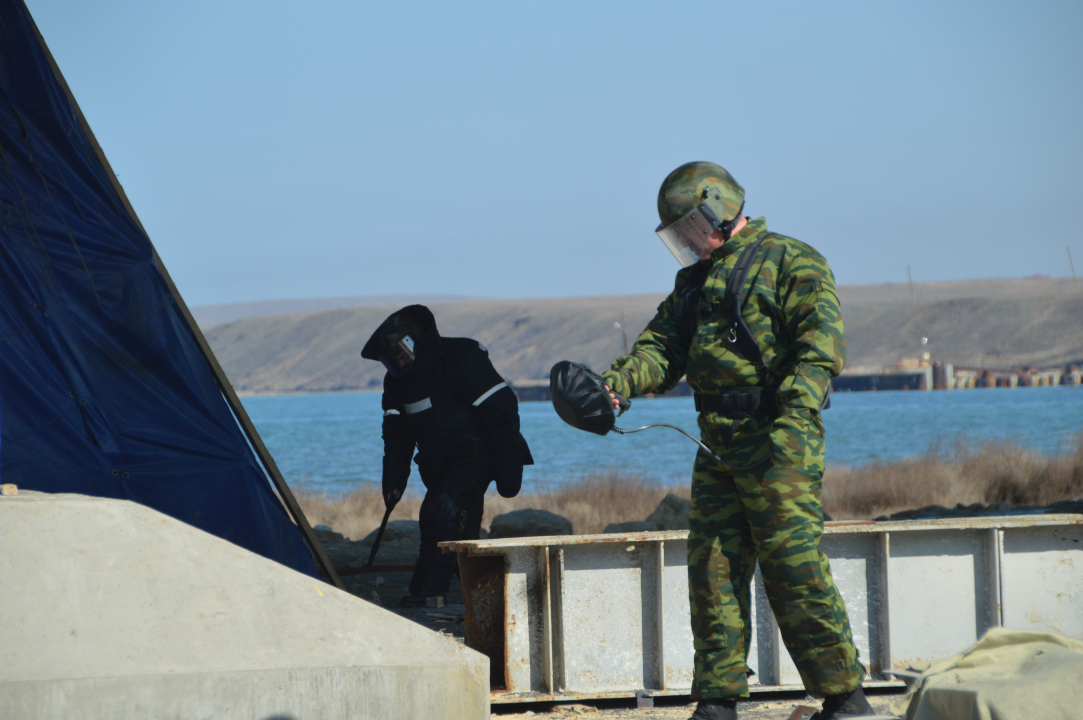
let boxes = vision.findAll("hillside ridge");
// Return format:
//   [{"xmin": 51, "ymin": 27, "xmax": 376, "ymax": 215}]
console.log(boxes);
[{"xmin": 202, "ymin": 278, "xmax": 1083, "ymax": 393}]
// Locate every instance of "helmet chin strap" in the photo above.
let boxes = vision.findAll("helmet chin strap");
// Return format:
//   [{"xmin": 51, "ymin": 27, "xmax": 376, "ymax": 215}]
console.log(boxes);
[{"xmin": 718, "ymin": 200, "xmax": 745, "ymax": 240}]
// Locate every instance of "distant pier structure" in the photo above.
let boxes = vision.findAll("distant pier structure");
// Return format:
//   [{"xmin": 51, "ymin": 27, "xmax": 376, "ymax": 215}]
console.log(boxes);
[
  {"xmin": 512, "ymin": 362, "xmax": 1082, "ymax": 402},
  {"xmin": 834, "ymin": 360, "xmax": 1082, "ymax": 392},
  {"xmin": 833, "ymin": 365, "xmax": 935, "ymax": 392}
]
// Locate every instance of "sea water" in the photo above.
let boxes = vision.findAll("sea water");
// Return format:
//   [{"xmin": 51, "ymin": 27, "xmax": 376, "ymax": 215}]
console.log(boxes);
[{"xmin": 240, "ymin": 385, "xmax": 1082, "ymax": 495}]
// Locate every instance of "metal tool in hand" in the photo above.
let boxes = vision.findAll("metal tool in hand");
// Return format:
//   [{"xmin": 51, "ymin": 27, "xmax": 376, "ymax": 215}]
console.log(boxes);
[{"xmin": 364, "ymin": 489, "xmax": 401, "ymax": 572}]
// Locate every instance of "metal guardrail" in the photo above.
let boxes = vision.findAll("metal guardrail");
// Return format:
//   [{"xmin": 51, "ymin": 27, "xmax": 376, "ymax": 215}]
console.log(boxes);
[{"xmin": 442, "ymin": 514, "xmax": 1083, "ymax": 704}]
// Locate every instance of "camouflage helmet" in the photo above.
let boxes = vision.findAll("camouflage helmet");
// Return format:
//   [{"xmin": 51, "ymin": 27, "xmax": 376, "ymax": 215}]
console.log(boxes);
[{"xmin": 657, "ymin": 161, "xmax": 745, "ymax": 229}]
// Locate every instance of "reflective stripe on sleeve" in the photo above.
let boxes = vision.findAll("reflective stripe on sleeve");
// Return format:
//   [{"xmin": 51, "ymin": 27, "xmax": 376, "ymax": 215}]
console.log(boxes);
[
  {"xmin": 404, "ymin": 398, "xmax": 432, "ymax": 414},
  {"xmin": 472, "ymin": 382, "xmax": 508, "ymax": 406},
  {"xmin": 383, "ymin": 409, "xmax": 400, "ymax": 416}
]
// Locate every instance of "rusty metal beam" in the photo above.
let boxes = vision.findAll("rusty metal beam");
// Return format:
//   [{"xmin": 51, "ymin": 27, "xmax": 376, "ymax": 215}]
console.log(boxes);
[{"xmin": 444, "ymin": 515, "xmax": 1083, "ymax": 703}]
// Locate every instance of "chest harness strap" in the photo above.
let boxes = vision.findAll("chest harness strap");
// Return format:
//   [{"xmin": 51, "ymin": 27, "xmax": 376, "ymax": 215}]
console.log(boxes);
[
  {"xmin": 721, "ymin": 237, "xmax": 770, "ymax": 379},
  {"xmin": 680, "ymin": 237, "xmax": 774, "ymax": 420},
  {"xmin": 690, "ymin": 236, "xmax": 832, "ymax": 417}
]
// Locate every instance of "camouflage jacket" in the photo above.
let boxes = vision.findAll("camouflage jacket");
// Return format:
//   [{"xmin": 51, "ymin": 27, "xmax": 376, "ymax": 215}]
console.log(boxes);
[{"xmin": 602, "ymin": 217, "xmax": 846, "ymax": 464}]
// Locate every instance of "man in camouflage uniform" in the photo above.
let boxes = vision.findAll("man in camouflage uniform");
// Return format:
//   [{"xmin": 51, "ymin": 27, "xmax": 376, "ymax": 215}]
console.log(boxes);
[{"xmin": 602, "ymin": 162, "xmax": 873, "ymax": 720}]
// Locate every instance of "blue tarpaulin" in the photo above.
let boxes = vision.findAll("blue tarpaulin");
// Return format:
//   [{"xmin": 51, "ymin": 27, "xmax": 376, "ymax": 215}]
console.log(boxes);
[{"xmin": 0, "ymin": 0, "xmax": 316, "ymax": 577}]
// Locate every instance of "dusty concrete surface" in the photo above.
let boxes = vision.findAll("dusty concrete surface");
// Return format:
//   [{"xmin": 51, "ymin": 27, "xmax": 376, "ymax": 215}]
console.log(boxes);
[{"xmin": 0, "ymin": 491, "xmax": 489, "ymax": 720}]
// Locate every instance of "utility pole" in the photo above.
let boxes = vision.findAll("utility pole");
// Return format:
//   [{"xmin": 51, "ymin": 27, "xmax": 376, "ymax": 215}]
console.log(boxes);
[
  {"xmin": 1069, "ymin": 246, "xmax": 1078, "ymax": 284},
  {"xmin": 907, "ymin": 265, "xmax": 915, "ymax": 303}
]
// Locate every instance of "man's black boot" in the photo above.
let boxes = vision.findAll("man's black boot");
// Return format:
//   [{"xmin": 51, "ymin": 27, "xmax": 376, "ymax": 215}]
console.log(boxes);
[
  {"xmin": 398, "ymin": 594, "xmax": 431, "ymax": 608},
  {"xmin": 818, "ymin": 686, "xmax": 874, "ymax": 719},
  {"xmin": 689, "ymin": 697, "xmax": 737, "ymax": 720}
]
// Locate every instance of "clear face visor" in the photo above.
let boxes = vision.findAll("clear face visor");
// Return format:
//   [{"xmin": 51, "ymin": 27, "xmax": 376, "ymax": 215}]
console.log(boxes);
[
  {"xmin": 384, "ymin": 334, "xmax": 416, "ymax": 373},
  {"xmin": 655, "ymin": 204, "xmax": 720, "ymax": 267}
]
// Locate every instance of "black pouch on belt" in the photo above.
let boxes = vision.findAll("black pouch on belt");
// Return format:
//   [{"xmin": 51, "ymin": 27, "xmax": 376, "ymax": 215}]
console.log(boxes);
[{"xmin": 694, "ymin": 386, "xmax": 777, "ymax": 419}]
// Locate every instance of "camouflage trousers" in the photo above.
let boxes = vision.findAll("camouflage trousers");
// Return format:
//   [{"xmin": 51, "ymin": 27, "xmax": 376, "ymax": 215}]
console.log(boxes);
[{"xmin": 687, "ymin": 432, "xmax": 864, "ymax": 699}]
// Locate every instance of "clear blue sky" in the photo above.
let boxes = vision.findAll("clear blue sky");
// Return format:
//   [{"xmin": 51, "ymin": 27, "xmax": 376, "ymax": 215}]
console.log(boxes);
[{"xmin": 27, "ymin": 1, "xmax": 1083, "ymax": 306}]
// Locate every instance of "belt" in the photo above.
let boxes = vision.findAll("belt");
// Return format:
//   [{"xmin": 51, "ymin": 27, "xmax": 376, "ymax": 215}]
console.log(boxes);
[{"xmin": 694, "ymin": 387, "xmax": 777, "ymax": 419}]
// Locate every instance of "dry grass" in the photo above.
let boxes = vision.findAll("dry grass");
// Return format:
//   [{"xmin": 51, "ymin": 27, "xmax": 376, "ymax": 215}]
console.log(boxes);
[
  {"xmin": 823, "ymin": 433, "xmax": 1083, "ymax": 519},
  {"xmin": 295, "ymin": 484, "xmax": 414, "ymax": 542},
  {"xmin": 296, "ymin": 470, "xmax": 688, "ymax": 541},
  {"xmin": 297, "ymin": 434, "xmax": 1083, "ymax": 538}
]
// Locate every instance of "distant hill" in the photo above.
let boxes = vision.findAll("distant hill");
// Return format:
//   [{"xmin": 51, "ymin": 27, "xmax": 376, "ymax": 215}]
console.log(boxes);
[
  {"xmin": 204, "ymin": 295, "xmax": 664, "ymax": 393},
  {"xmin": 190, "ymin": 294, "xmax": 476, "ymax": 328},
  {"xmin": 839, "ymin": 278, "xmax": 1083, "ymax": 369},
  {"xmin": 202, "ymin": 278, "xmax": 1083, "ymax": 393}
]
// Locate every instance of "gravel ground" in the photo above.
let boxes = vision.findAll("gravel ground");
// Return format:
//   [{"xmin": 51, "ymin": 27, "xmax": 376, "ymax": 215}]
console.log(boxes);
[
  {"xmin": 489, "ymin": 691, "xmax": 906, "ymax": 719},
  {"xmin": 341, "ymin": 568, "xmax": 470, "ymax": 637}
]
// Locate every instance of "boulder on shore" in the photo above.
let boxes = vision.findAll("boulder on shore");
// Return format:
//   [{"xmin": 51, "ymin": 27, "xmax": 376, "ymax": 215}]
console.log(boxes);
[
  {"xmin": 313, "ymin": 524, "xmax": 345, "ymax": 544},
  {"xmin": 647, "ymin": 493, "xmax": 691, "ymax": 530},
  {"xmin": 874, "ymin": 499, "xmax": 1083, "ymax": 522},
  {"xmin": 489, "ymin": 509, "xmax": 573, "ymax": 539},
  {"xmin": 312, "ymin": 524, "xmax": 363, "ymax": 567},
  {"xmin": 602, "ymin": 520, "xmax": 662, "ymax": 534},
  {"xmin": 361, "ymin": 519, "xmax": 422, "ymax": 546},
  {"xmin": 348, "ymin": 519, "xmax": 422, "ymax": 567}
]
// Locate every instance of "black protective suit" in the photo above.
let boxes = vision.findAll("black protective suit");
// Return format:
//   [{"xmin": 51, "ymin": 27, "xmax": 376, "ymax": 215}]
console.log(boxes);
[{"xmin": 361, "ymin": 305, "xmax": 533, "ymax": 597}]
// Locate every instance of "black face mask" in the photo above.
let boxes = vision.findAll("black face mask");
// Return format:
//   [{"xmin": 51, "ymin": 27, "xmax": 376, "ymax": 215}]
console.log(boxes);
[{"xmin": 549, "ymin": 361, "xmax": 622, "ymax": 436}]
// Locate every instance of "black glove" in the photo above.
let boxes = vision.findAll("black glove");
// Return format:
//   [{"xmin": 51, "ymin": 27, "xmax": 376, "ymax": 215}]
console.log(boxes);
[
  {"xmin": 381, "ymin": 451, "xmax": 410, "ymax": 509},
  {"xmin": 382, "ymin": 470, "xmax": 406, "ymax": 509},
  {"xmin": 494, "ymin": 463, "xmax": 523, "ymax": 499}
]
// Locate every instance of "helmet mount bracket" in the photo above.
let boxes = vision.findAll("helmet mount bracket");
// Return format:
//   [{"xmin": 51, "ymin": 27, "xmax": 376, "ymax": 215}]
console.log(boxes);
[{"xmin": 717, "ymin": 200, "xmax": 745, "ymax": 240}]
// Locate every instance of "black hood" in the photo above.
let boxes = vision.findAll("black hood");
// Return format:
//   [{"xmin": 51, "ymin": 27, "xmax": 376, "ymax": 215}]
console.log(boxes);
[{"xmin": 361, "ymin": 304, "xmax": 440, "ymax": 376}]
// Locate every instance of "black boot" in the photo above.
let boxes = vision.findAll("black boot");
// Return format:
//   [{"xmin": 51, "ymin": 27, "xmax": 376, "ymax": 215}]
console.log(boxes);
[
  {"xmin": 690, "ymin": 697, "xmax": 737, "ymax": 720},
  {"xmin": 398, "ymin": 594, "xmax": 432, "ymax": 608},
  {"xmin": 818, "ymin": 686, "xmax": 874, "ymax": 719}
]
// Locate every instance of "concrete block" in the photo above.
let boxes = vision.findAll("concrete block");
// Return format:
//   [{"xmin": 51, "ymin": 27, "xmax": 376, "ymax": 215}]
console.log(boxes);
[{"xmin": 0, "ymin": 491, "xmax": 488, "ymax": 719}]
